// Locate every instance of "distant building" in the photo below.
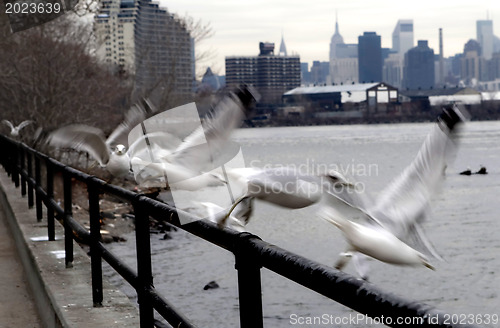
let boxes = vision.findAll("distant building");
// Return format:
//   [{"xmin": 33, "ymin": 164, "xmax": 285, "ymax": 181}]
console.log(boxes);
[
  {"xmin": 384, "ymin": 20, "xmax": 414, "ymax": 88},
  {"xmin": 403, "ymin": 40, "xmax": 435, "ymax": 90},
  {"xmin": 134, "ymin": 0, "xmax": 193, "ymax": 100},
  {"xmin": 225, "ymin": 42, "xmax": 301, "ymax": 104},
  {"xmin": 392, "ymin": 19, "xmax": 414, "ymax": 55},
  {"xmin": 283, "ymin": 82, "xmax": 399, "ymax": 115},
  {"xmin": 477, "ymin": 20, "xmax": 494, "ymax": 60},
  {"xmin": 329, "ymin": 16, "xmax": 358, "ymax": 85},
  {"xmin": 94, "ymin": 0, "xmax": 137, "ymax": 72},
  {"xmin": 310, "ymin": 61, "xmax": 330, "ymax": 85},
  {"xmin": 358, "ymin": 32, "xmax": 382, "ymax": 83},
  {"xmin": 199, "ymin": 67, "xmax": 225, "ymax": 92},
  {"xmin": 400, "ymin": 87, "xmax": 481, "ymax": 107},
  {"xmin": 461, "ymin": 39, "xmax": 484, "ymax": 84},
  {"xmin": 94, "ymin": 0, "xmax": 194, "ymax": 101}
]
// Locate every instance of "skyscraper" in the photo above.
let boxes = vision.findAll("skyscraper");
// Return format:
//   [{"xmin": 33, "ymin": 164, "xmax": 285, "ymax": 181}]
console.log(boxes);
[
  {"xmin": 94, "ymin": 0, "xmax": 137, "ymax": 72},
  {"xmin": 358, "ymin": 32, "xmax": 382, "ymax": 83},
  {"xmin": 134, "ymin": 0, "xmax": 193, "ymax": 101},
  {"xmin": 477, "ymin": 20, "xmax": 494, "ymax": 60},
  {"xmin": 95, "ymin": 0, "xmax": 194, "ymax": 103},
  {"xmin": 329, "ymin": 15, "xmax": 358, "ymax": 85},
  {"xmin": 403, "ymin": 40, "xmax": 435, "ymax": 90},
  {"xmin": 392, "ymin": 19, "xmax": 414, "ymax": 55}
]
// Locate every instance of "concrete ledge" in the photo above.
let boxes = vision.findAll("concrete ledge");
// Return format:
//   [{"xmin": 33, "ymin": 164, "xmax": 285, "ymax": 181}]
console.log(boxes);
[{"xmin": 0, "ymin": 169, "xmax": 140, "ymax": 328}]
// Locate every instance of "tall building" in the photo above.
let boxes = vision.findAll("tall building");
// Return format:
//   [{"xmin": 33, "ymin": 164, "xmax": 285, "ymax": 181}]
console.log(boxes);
[
  {"xmin": 477, "ymin": 20, "xmax": 494, "ymax": 60},
  {"xmin": 94, "ymin": 0, "xmax": 137, "ymax": 72},
  {"xmin": 134, "ymin": 0, "xmax": 193, "ymax": 100},
  {"xmin": 403, "ymin": 40, "xmax": 435, "ymax": 90},
  {"xmin": 358, "ymin": 32, "xmax": 382, "ymax": 83},
  {"xmin": 384, "ymin": 20, "xmax": 414, "ymax": 88},
  {"xmin": 225, "ymin": 42, "xmax": 300, "ymax": 104},
  {"xmin": 392, "ymin": 19, "xmax": 414, "ymax": 55},
  {"xmin": 461, "ymin": 39, "xmax": 483, "ymax": 84},
  {"xmin": 94, "ymin": 0, "xmax": 194, "ymax": 102},
  {"xmin": 329, "ymin": 15, "xmax": 358, "ymax": 85}
]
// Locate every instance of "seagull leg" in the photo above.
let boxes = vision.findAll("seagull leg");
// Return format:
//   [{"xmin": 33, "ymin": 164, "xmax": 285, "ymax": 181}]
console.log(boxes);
[
  {"xmin": 221, "ymin": 196, "xmax": 248, "ymax": 227},
  {"xmin": 334, "ymin": 251, "xmax": 353, "ymax": 271},
  {"xmin": 352, "ymin": 253, "xmax": 370, "ymax": 281}
]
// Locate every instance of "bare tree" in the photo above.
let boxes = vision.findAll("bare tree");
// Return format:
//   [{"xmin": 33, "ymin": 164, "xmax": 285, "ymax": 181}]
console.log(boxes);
[{"xmin": 0, "ymin": 12, "xmax": 132, "ymax": 139}]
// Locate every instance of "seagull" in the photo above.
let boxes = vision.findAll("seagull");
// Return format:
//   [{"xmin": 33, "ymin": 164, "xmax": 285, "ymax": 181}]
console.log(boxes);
[
  {"xmin": 219, "ymin": 166, "xmax": 353, "ymax": 227},
  {"xmin": 128, "ymin": 84, "xmax": 260, "ymax": 189},
  {"xmin": 197, "ymin": 201, "xmax": 249, "ymax": 232},
  {"xmin": 319, "ymin": 105, "xmax": 468, "ymax": 279},
  {"xmin": 2, "ymin": 119, "xmax": 33, "ymax": 137},
  {"xmin": 46, "ymin": 99, "xmax": 157, "ymax": 178}
]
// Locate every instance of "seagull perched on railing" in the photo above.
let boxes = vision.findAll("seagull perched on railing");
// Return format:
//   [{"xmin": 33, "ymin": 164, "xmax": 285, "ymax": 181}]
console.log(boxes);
[
  {"xmin": 2, "ymin": 119, "xmax": 33, "ymax": 137},
  {"xmin": 319, "ymin": 105, "xmax": 468, "ymax": 280},
  {"xmin": 46, "ymin": 99, "xmax": 158, "ymax": 178}
]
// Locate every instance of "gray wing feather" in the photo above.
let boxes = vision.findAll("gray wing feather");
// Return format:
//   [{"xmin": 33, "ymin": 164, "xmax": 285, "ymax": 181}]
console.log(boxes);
[{"xmin": 47, "ymin": 124, "xmax": 110, "ymax": 166}]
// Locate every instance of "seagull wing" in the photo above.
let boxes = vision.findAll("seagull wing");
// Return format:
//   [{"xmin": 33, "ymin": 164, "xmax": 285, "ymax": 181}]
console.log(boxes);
[
  {"xmin": 47, "ymin": 124, "xmax": 110, "ymax": 166},
  {"xmin": 369, "ymin": 121, "xmax": 460, "ymax": 239},
  {"xmin": 17, "ymin": 120, "xmax": 33, "ymax": 130},
  {"xmin": 106, "ymin": 99, "xmax": 157, "ymax": 148},
  {"xmin": 170, "ymin": 94, "xmax": 248, "ymax": 172},
  {"xmin": 2, "ymin": 120, "xmax": 14, "ymax": 131}
]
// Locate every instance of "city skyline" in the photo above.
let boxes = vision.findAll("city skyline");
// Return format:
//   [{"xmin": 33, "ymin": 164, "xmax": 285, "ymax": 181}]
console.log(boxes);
[{"xmin": 161, "ymin": 0, "xmax": 499, "ymax": 76}]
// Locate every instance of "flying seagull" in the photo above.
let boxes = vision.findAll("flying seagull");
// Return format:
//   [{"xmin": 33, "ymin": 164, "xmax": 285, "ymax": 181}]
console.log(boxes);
[
  {"xmin": 2, "ymin": 119, "xmax": 33, "ymax": 137},
  {"xmin": 218, "ymin": 166, "xmax": 353, "ymax": 228},
  {"xmin": 319, "ymin": 105, "xmax": 468, "ymax": 279},
  {"xmin": 128, "ymin": 84, "xmax": 260, "ymax": 189},
  {"xmin": 46, "ymin": 99, "xmax": 158, "ymax": 178}
]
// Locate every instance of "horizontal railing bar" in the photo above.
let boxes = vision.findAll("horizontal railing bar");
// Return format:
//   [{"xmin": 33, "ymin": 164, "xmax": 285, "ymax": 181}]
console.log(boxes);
[{"xmin": 146, "ymin": 288, "xmax": 198, "ymax": 328}]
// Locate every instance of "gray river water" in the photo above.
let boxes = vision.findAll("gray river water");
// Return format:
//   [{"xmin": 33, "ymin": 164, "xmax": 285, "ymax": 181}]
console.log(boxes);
[{"xmin": 103, "ymin": 121, "xmax": 500, "ymax": 327}]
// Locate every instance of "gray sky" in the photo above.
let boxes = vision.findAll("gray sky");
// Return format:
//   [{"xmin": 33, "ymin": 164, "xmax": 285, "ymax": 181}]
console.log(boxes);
[{"xmin": 161, "ymin": 0, "xmax": 499, "ymax": 75}]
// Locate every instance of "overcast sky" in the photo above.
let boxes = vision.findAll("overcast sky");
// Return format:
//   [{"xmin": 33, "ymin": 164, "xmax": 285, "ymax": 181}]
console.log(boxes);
[{"xmin": 160, "ymin": 0, "xmax": 499, "ymax": 75}]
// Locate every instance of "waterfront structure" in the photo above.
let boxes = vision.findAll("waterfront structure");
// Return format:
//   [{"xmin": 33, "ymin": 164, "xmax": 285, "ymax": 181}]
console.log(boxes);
[
  {"xmin": 358, "ymin": 32, "xmax": 382, "ymax": 83},
  {"xmin": 225, "ymin": 42, "xmax": 301, "ymax": 104},
  {"xmin": 283, "ymin": 82, "xmax": 399, "ymax": 116},
  {"xmin": 403, "ymin": 40, "xmax": 435, "ymax": 90}
]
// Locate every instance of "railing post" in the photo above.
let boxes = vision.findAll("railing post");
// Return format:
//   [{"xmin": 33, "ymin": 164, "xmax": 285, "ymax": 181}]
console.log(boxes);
[
  {"xmin": 46, "ymin": 159, "xmax": 55, "ymax": 241},
  {"xmin": 234, "ymin": 233, "xmax": 264, "ymax": 328},
  {"xmin": 34, "ymin": 155, "xmax": 43, "ymax": 222},
  {"xmin": 87, "ymin": 179, "xmax": 103, "ymax": 307},
  {"xmin": 27, "ymin": 152, "xmax": 34, "ymax": 208},
  {"xmin": 133, "ymin": 196, "xmax": 154, "ymax": 328},
  {"xmin": 13, "ymin": 143, "xmax": 20, "ymax": 188},
  {"xmin": 63, "ymin": 172, "xmax": 74, "ymax": 268},
  {"xmin": 20, "ymin": 148, "xmax": 26, "ymax": 196}
]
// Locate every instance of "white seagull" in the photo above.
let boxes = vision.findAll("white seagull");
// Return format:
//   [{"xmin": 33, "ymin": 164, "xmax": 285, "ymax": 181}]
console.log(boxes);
[
  {"xmin": 128, "ymin": 85, "xmax": 260, "ymax": 189},
  {"xmin": 2, "ymin": 119, "xmax": 33, "ymax": 137},
  {"xmin": 46, "ymin": 99, "xmax": 157, "ymax": 178},
  {"xmin": 219, "ymin": 166, "xmax": 353, "ymax": 227},
  {"xmin": 319, "ymin": 105, "xmax": 468, "ymax": 279}
]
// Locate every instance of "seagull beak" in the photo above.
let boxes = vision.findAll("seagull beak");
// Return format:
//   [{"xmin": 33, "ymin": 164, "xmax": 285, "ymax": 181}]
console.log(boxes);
[{"xmin": 423, "ymin": 260, "xmax": 435, "ymax": 271}]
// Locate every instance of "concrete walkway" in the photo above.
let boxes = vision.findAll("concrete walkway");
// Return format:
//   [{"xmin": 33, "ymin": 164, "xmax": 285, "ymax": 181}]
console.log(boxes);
[
  {"xmin": 0, "ymin": 168, "xmax": 140, "ymax": 328},
  {"xmin": 0, "ymin": 189, "xmax": 42, "ymax": 328}
]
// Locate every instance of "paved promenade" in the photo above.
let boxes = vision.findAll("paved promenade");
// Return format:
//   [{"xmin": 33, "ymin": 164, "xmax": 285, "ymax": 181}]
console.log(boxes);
[
  {"xmin": 0, "ymin": 189, "xmax": 42, "ymax": 328},
  {"xmin": 0, "ymin": 168, "xmax": 140, "ymax": 328}
]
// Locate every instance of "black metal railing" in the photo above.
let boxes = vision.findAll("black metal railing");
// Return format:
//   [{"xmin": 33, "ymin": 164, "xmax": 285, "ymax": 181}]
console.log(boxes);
[{"xmin": 0, "ymin": 134, "xmax": 481, "ymax": 328}]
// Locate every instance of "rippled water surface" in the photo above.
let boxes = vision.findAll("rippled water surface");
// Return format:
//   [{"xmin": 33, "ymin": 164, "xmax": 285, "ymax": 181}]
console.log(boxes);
[{"xmin": 104, "ymin": 121, "xmax": 500, "ymax": 327}]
